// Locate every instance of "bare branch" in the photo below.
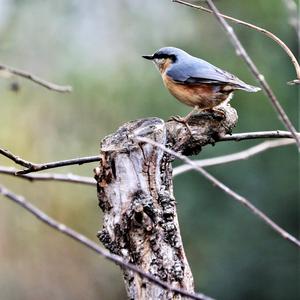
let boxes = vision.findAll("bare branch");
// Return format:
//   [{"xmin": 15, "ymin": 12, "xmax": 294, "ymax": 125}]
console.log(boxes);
[
  {"xmin": 202, "ymin": 0, "xmax": 300, "ymax": 149},
  {"xmin": 1, "ymin": 131, "xmax": 297, "ymax": 175},
  {"xmin": 218, "ymin": 130, "xmax": 298, "ymax": 141},
  {"xmin": 173, "ymin": 139, "xmax": 295, "ymax": 177},
  {"xmin": 0, "ymin": 184, "xmax": 213, "ymax": 300},
  {"xmin": 1, "ymin": 139, "xmax": 294, "ymax": 185},
  {"xmin": 173, "ymin": 0, "xmax": 300, "ymax": 84},
  {"xmin": 0, "ymin": 147, "xmax": 100, "ymax": 174},
  {"xmin": 0, "ymin": 166, "xmax": 96, "ymax": 186},
  {"xmin": 0, "ymin": 63, "xmax": 72, "ymax": 93},
  {"xmin": 136, "ymin": 136, "xmax": 300, "ymax": 249},
  {"xmin": 0, "ymin": 148, "xmax": 34, "ymax": 168},
  {"xmin": 1, "ymin": 136, "xmax": 295, "ymax": 185},
  {"xmin": 173, "ymin": 0, "xmax": 300, "ymax": 148},
  {"xmin": 16, "ymin": 155, "xmax": 100, "ymax": 175}
]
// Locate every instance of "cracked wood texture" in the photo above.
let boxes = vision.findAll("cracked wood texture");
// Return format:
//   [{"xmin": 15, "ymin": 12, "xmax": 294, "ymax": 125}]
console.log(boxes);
[{"xmin": 95, "ymin": 106, "xmax": 238, "ymax": 299}]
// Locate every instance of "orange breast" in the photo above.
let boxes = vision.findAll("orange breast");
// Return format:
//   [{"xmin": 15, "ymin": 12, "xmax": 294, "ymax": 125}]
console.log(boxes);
[{"xmin": 162, "ymin": 74, "xmax": 221, "ymax": 109}]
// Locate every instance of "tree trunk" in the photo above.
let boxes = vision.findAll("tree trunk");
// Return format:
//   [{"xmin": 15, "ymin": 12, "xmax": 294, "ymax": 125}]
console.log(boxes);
[{"xmin": 95, "ymin": 106, "xmax": 238, "ymax": 299}]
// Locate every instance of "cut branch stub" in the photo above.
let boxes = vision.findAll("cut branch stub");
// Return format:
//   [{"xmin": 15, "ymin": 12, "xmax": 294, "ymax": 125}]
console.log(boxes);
[{"xmin": 95, "ymin": 106, "xmax": 238, "ymax": 299}]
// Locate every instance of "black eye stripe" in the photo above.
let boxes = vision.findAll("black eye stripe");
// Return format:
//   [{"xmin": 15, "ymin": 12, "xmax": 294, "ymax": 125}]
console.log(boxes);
[
  {"xmin": 153, "ymin": 54, "xmax": 168, "ymax": 59},
  {"xmin": 153, "ymin": 53, "xmax": 177, "ymax": 62}
]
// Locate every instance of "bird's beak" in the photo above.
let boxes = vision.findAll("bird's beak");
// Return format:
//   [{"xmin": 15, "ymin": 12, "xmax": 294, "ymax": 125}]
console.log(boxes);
[{"xmin": 142, "ymin": 55, "xmax": 154, "ymax": 60}]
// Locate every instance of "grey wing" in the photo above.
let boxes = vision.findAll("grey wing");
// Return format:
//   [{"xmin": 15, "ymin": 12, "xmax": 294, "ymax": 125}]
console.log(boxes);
[{"xmin": 166, "ymin": 57, "xmax": 259, "ymax": 92}]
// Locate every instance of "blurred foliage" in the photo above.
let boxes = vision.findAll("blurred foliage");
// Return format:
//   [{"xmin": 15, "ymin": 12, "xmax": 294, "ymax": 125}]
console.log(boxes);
[{"xmin": 0, "ymin": 0, "xmax": 299, "ymax": 299}]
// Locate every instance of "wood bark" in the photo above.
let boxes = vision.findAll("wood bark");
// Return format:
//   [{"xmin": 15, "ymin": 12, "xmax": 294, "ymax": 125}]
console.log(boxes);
[{"xmin": 95, "ymin": 106, "xmax": 238, "ymax": 299}]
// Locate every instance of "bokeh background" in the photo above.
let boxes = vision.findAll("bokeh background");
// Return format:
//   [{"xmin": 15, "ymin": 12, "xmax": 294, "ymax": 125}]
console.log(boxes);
[{"xmin": 0, "ymin": 0, "xmax": 299, "ymax": 299}]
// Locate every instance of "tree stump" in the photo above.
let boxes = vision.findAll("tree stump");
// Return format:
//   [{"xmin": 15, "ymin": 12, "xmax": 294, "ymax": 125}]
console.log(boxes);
[{"xmin": 95, "ymin": 106, "xmax": 238, "ymax": 299}]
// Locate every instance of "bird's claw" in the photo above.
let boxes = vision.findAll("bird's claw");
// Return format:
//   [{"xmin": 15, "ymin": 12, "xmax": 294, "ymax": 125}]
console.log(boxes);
[
  {"xmin": 211, "ymin": 108, "xmax": 226, "ymax": 119},
  {"xmin": 169, "ymin": 115, "xmax": 193, "ymax": 136}
]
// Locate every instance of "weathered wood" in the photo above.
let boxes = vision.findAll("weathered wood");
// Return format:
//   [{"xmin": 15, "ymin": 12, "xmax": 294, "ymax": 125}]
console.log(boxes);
[{"xmin": 95, "ymin": 106, "xmax": 238, "ymax": 299}]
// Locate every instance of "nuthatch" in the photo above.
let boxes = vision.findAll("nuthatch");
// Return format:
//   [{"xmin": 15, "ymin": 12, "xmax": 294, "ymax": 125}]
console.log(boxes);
[{"xmin": 143, "ymin": 47, "xmax": 260, "ymax": 123}]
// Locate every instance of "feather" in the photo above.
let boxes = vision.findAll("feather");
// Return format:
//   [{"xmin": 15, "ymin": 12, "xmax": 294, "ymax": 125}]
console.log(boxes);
[{"xmin": 166, "ymin": 54, "xmax": 260, "ymax": 92}]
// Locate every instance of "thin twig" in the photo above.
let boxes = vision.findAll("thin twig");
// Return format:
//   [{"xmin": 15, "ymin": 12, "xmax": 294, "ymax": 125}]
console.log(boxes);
[
  {"xmin": 0, "ymin": 63, "xmax": 72, "ymax": 93},
  {"xmin": 16, "ymin": 155, "xmax": 101, "ymax": 175},
  {"xmin": 0, "ymin": 166, "xmax": 96, "ymax": 186},
  {"xmin": 0, "ymin": 148, "xmax": 33, "ymax": 168},
  {"xmin": 218, "ymin": 130, "xmax": 298, "ymax": 142},
  {"xmin": 0, "ymin": 184, "xmax": 213, "ymax": 300},
  {"xmin": 1, "ymin": 139, "xmax": 294, "ymax": 184},
  {"xmin": 173, "ymin": 0, "xmax": 300, "ymax": 83},
  {"xmin": 173, "ymin": 139, "xmax": 295, "ymax": 177},
  {"xmin": 201, "ymin": 0, "xmax": 300, "ymax": 149},
  {"xmin": 0, "ymin": 148, "xmax": 100, "ymax": 174},
  {"xmin": 136, "ymin": 136, "xmax": 300, "ymax": 249},
  {"xmin": 1, "ymin": 131, "xmax": 297, "ymax": 175}
]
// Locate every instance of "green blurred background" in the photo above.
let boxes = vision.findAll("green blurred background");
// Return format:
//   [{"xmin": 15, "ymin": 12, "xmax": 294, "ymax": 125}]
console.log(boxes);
[{"xmin": 0, "ymin": 1, "xmax": 299, "ymax": 299}]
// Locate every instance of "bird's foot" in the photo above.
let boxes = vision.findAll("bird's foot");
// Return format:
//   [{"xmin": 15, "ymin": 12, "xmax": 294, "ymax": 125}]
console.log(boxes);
[
  {"xmin": 169, "ymin": 115, "xmax": 193, "ymax": 136},
  {"xmin": 211, "ymin": 107, "xmax": 226, "ymax": 119}
]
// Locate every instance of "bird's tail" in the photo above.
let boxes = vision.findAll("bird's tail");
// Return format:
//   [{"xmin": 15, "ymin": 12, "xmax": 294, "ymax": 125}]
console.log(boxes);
[{"xmin": 237, "ymin": 83, "xmax": 261, "ymax": 93}]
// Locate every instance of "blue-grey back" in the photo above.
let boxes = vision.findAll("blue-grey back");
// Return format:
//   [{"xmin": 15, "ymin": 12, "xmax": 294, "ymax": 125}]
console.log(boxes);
[{"xmin": 166, "ymin": 51, "xmax": 243, "ymax": 86}]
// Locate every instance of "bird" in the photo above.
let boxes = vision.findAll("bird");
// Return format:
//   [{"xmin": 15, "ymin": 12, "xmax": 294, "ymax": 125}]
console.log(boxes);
[{"xmin": 142, "ymin": 47, "xmax": 260, "ymax": 124}]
